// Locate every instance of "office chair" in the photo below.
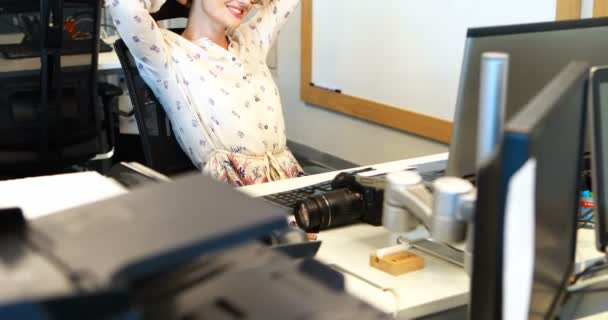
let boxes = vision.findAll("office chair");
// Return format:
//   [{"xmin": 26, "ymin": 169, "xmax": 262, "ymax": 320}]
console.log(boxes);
[
  {"xmin": 114, "ymin": 37, "xmax": 196, "ymax": 176},
  {"xmin": 112, "ymin": 3, "xmax": 197, "ymax": 176},
  {"xmin": 0, "ymin": 0, "xmax": 119, "ymax": 178}
]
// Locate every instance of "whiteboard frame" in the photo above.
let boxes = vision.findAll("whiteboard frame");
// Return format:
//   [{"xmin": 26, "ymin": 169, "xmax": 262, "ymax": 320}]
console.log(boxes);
[
  {"xmin": 300, "ymin": 0, "xmax": 583, "ymax": 143},
  {"xmin": 595, "ymin": 0, "xmax": 608, "ymax": 17}
]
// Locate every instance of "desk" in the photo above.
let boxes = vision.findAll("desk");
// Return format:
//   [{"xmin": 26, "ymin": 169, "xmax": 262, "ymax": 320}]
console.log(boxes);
[
  {"xmin": 242, "ymin": 152, "xmax": 470, "ymax": 318},
  {"xmin": 0, "ymin": 171, "xmax": 127, "ymax": 220},
  {"xmin": 0, "ymin": 51, "xmax": 121, "ymax": 75},
  {"xmin": 241, "ymin": 152, "xmax": 608, "ymax": 319},
  {"xmin": 0, "ymin": 154, "xmax": 605, "ymax": 319},
  {"xmin": 0, "ymin": 33, "xmax": 122, "ymax": 75}
]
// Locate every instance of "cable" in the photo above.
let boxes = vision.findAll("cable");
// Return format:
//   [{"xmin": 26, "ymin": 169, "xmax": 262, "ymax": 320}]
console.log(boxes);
[
  {"xmin": 443, "ymin": 241, "xmax": 465, "ymax": 253},
  {"xmin": 569, "ymin": 287, "xmax": 608, "ymax": 294},
  {"xmin": 571, "ymin": 259, "xmax": 608, "ymax": 285},
  {"xmin": 397, "ymin": 235, "xmax": 465, "ymax": 255},
  {"xmin": 568, "ymin": 274, "xmax": 608, "ymax": 295},
  {"xmin": 578, "ymin": 207, "xmax": 595, "ymax": 229},
  {"xmin": 578, "ymin": 220, "xmax": 595, "ymax": 230},
  {"xmin": 579, "ymin": 207, "xmax": 594, "ymax": 218}
]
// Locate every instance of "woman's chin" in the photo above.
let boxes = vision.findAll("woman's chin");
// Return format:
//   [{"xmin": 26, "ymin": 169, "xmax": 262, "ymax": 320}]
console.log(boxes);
[
  {"xmin": 224, "ymin": 12, "xmax": 245, "ymax": 28},
  {"xmin": 220, "ymin": 16, "xmax": 241, "ymax": 29},
  {"xmin": 226, "ymin": 22, "xmax": 242, "ymax": 29}
]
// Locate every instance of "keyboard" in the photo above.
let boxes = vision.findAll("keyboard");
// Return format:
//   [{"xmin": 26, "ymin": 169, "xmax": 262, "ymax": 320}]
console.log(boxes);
[
  {"xmin": 263, "ymin": 169, "xmax": 446, "ymax": 210},
  {"xmin": 263, "ymin": 180, "xmax": 334, "ymax": 209},
  {"xmin": 0, "ymin": 39, "xmax": 113, "ymax": 59}
]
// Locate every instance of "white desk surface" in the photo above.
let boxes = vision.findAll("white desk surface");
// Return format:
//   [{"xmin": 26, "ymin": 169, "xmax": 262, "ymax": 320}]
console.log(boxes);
[
  {"xmin": 241, "ymin": 152, "xmax": 608, "ymax": 319},
  {"xmin": 239, "ymin": 153, "xmax": 449, "ymax": 198},
  {"xmin": 243, "ymin": 153, "xmax": 468, "ymax": 317},
  {"xmin": 0, "ymin": 171, "xmax": 127, "ymax": 220},
  {"xmin": 315, "ymin": 224, "xmax": 469, "ymax": 318},
  {"xmin": 0, "ymin": 50, "xmax": 121, "ymax": 73}
]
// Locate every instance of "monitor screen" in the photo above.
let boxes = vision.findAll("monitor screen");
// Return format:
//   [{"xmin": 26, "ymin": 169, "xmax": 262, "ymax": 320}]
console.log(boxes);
[
  {"xmin": 470, "ymin": 61, "xmax": 588, "ymax": 320},
  {"xmin": 448, "ymin": 17, "xmax": 608, "ymax": 178},
  {"xmin": 589, "ymin": 66, "xmax": 608, "ymax": 253}
]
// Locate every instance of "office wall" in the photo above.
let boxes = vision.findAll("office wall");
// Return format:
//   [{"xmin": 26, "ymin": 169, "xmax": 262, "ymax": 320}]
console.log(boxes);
[
  {"xmin": 582, "ymin": 0, "xmax": 594, "ymax": 17},
  {"xmin": 276, "ymin": 4, "xmax": 448, "ymax": 166}
]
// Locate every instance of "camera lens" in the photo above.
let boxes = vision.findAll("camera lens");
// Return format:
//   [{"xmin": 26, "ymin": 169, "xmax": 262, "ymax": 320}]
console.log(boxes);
[
  {"xmin": 295, "ymin": 201, "xmax": 311, "ymax": 229},
  {"xmin": 294, "ymin": 188, "xmax": 366, "ymax": 232}
]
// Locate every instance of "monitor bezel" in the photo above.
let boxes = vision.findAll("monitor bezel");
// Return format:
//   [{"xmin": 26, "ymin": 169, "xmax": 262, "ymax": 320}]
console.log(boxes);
[
  {"xmin": 470, "ymin": 61, "xmax": 589, "ymax": 320},
  {"xmin": 504, "ymin": 62, "xmax": 587, "ymax": 319},
  {"xmin": 589, "ymin": 66, "xmax": 608, "ymax": 254},
  {"xmin": 467, "ymin": 16, "xmax": 608, "ymax": 38}
]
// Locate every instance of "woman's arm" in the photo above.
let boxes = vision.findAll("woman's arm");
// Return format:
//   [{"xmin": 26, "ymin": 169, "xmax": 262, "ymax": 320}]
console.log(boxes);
[
  {"xmin": 105, "ymin": 0, "xmax": 171, "ymax": 78},
  {"xmin": 246, "ymin": 0, "xmax": 301, "ymax": 54}
]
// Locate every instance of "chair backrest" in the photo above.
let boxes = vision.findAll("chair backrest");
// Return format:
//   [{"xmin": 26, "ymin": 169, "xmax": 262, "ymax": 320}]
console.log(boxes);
[
  {"xmin": 114, "ymin": 37, "xmax": 195, "ymax": 176},
  {"xmin": 0, "ymin": 0, "xmax": 106, "ymax": 176}
]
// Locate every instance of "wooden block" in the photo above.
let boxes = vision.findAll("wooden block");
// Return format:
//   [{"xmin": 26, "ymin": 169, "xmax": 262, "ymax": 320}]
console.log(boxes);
[{"xmin": 370, "ymin": 251, "xmax": 425, "ymax": 276}]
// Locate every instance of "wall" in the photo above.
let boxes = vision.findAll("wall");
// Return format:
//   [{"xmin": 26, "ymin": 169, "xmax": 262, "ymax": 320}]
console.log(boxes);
[
  {"xmin": 276, "ymin": 4, "xmax": 448, "ymax": 166},
  {"xmin": 582, "ymin": 0, "xmax": 594, "ymax": 17}
]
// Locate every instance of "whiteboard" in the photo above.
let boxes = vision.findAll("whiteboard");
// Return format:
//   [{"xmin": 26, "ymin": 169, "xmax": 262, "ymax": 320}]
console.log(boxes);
[{"xmin": 312, "ymin": 0, "xmax": 557, "ymax": 121}]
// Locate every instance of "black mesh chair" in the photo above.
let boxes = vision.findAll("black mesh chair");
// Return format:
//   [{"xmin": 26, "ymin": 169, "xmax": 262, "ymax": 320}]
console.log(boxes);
[
  {"xmin": 113, "ymin": 2, "xmax": 195, "ymax": 176},
  {"xmin": 0, "ymin": 0, "xmax": 118, "ymax": 178},
  {"xmin": 114, "ymin": 37, "xmax": 195, "ymax": 176}
]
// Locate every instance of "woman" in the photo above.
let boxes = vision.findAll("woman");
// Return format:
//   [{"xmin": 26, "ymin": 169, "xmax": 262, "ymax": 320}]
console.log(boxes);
[{"xmin": 106, "ymin": 0, "xmax": 303, "ymax": 186}]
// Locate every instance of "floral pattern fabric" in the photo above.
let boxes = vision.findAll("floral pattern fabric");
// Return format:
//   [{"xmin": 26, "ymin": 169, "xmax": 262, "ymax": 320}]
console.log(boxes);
[{"xmin": 106, "ymin": 0, "xmax": 304, "ymax": 186}]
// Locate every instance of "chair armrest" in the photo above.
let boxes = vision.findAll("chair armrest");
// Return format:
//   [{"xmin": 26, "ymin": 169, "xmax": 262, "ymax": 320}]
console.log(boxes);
[
  {"xmin": 98, "ymin": 82, "xmax": 133, "ymax": 116},
  {"xmin": 98, "ymin": 83, "xmax": 123, "ymax": 98}
]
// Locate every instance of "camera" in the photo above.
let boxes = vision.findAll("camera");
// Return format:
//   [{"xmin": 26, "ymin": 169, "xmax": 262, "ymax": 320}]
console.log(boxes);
[{"xmin": 294, "ymin": 172, "xmax": 384, "ymax": 233}]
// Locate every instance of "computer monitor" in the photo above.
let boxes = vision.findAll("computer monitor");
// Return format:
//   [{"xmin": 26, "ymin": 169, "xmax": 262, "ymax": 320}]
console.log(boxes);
[
  {"xmin": 589, "ymin": 66, "xmax": 608, "ymax": 254},
  {"xmin": 448, "ymin": 17, "xmax": 608, "ymax": 178},
  {"xmin": 470, "ymin": 61, "xmax": 588, "ymax": 319}
]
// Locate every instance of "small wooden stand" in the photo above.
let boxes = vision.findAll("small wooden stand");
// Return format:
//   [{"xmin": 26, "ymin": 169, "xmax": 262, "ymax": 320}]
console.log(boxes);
[{"xmin": 370, "ymin": 251, "xmax": 425, "ymax": 276}]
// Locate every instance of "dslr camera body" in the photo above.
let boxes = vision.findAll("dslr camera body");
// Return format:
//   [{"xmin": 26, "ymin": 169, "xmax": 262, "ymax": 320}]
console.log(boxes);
[{"xmin": 294, "ymin": 172, "xmax": 384, "ymax": 233}]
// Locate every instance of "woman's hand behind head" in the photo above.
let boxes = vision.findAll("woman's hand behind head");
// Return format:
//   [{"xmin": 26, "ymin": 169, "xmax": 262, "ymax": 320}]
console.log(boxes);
[{"xmin": 151, "ymin": 0, "xmax": 190, "ymax": 20}]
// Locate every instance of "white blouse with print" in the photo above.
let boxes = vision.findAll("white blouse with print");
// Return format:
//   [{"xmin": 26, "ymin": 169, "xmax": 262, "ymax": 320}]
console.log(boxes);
[{"xmin": 106, "ymin": 0, "xmax": 303, "ymax": 186}]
